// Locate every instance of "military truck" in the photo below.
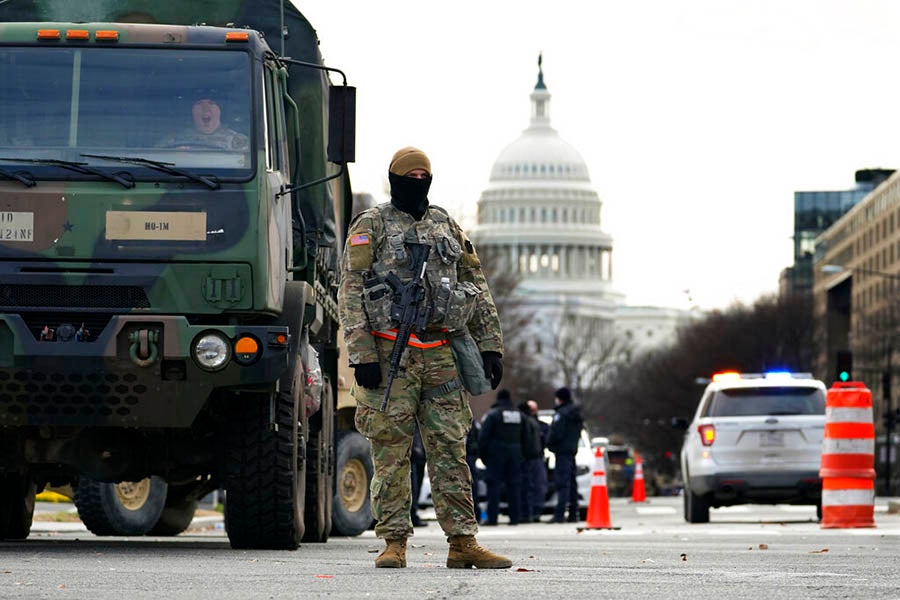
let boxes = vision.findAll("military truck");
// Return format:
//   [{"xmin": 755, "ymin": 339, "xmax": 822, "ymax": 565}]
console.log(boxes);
[{"xmin": 0, "ymin": 0, "xmax": 374, "ymax": 548}]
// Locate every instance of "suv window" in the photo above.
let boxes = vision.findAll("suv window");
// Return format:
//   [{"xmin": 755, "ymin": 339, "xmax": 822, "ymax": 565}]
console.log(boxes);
[{"xmin": 704, "ymin": 386, "xmax": 825, "ymax": 417}]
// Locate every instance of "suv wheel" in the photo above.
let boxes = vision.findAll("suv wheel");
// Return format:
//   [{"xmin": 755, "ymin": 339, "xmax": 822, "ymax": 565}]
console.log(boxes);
[{"xmin": 684, "ymin": 486, "xmax": 710, "ymax": 523}]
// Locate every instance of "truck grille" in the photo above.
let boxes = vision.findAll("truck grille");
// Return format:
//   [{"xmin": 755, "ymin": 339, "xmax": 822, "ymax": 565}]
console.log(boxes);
[
  {"xmin": 0, "ymin": 370, "xmax": 146, "ymax": 419},
  {"xmin": 0, "ymin": 284, "xmax": 150, "ymax": 309},
  {"xmin": 17, "ymin": 313, "xmax": 113, "ymax": 342}
]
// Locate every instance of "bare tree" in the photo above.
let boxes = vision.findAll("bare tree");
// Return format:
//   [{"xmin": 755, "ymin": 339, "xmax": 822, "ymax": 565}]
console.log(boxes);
[
  {"xmin": 592, "ymin": 293, "xmax": 816, "ymax": 470},
  {"xmin": 475, "ymin": 246, "xmax": 547, "ymax": 404},
  {"xmin": 548, "ymin": 310, "xmax": 631, "ymax": 400}
]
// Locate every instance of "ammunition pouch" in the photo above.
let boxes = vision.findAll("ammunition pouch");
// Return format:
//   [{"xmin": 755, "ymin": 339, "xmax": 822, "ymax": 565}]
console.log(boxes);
[
  {"xmin": 436, "ymin": 281, "xmax": 480, "ymax": 330},
  {"xmin": 362, "ymin": 273, "xmax": 394, "ymax": 331},
  {"xmin": 449, "ymin": 329, "xmax": 492, "ymax": 396}
]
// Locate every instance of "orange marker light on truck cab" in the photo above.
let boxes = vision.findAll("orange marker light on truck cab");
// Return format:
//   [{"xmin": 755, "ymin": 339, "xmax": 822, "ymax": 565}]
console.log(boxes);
[
  {"xmin": 66, "ymin": 30, "xmax": 90, "ymax": 40},
  {"xmin": 37, "ymin": 29, "xmax": 61, "ymax": 40},
  {"xmin": 225, "ymin": 31, "xmax": 250, "ymax": 42},
  {"xmin": 233, "ymin": 336, "xmax": 260, "ymax": 365},
  {"xmin": 235, "ymin": 336, "xmax": 259, "ymax": 355},
  {"xmin": 95, "ymin": 30, "xmax": 120, "ymax": 41}
]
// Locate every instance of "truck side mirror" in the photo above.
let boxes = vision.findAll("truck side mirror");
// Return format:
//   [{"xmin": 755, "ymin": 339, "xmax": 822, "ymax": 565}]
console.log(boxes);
[{"xmin": 327, "ymin": 85, "xmax": 356, "ymax": 164}]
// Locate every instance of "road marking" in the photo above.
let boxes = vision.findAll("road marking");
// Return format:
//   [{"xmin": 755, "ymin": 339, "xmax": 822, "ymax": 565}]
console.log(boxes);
[
  {"xmin": 712, "ymin": 505, "xmax": 752, "ymax": 513},
  {"xmin": 635, "ymin": 506, "xmax": 677, "ymax": 515}
]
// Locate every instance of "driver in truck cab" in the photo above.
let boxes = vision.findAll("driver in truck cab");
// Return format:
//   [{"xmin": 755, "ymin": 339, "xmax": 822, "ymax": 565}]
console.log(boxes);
[{"xmin": 160, "ymin": 95, "xmax": 248, "ymax": 150}]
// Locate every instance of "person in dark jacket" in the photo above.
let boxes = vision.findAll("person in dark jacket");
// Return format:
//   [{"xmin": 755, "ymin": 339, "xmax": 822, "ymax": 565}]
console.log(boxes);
[
  {"xmin": 478, "ymin": 388, "xmax": 523, "ymax": 525},
  {"xmin": 546, "ymin": 386, "xmax": 583, "ymax": 523},
  {"xmin": 519, "ymin": 399, "xmax": 549, "ymax": 522}
]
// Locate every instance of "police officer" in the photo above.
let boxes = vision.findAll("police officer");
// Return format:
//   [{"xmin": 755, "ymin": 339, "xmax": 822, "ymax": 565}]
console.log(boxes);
[
  {"xmin": 479, "ymin": 388, "xmax": 523, "ymax": 525},
  {"xmin": 547, "ymin": 386, "xmax": 583, "ymax": 523},
  {"xmin": 519, "ymin": 399, "xmax": 548, "ymax": 523},
  {"xmin": 338, "ymin": 146, "xmax": 510, "ymax": 569}
]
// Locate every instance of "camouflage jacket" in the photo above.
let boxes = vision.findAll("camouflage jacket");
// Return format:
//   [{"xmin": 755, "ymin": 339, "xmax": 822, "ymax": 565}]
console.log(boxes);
[
  {"xmin": 159, "ymin": 126, "xmax": 249, "ymax": 151},
  {"xmin": 337, "ymin": 202, "xmax": 503, "ymax": 366}
]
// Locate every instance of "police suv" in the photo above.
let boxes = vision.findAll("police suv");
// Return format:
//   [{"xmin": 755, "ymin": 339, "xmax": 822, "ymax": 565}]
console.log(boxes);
[{"xmin": 674, "ymin": 371, "xmax": 827, "ymax": 523}]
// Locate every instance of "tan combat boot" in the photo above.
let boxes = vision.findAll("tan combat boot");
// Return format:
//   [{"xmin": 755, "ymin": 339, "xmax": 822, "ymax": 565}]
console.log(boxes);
[
  {"xmin": 446, "ymin": 535, "xmax": 512, "ymax": 569},
  {"xmin": 374, "ymin": 538, "xmax": 407, "ymax": 568}
]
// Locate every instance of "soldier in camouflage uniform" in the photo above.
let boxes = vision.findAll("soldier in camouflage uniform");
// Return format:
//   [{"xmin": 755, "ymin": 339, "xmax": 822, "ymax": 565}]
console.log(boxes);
[
  {"xmin": 160, "ymin": 97, "xmax": 249, "ymax": 150},
  {"xmin": 338, "ymin": 147, "xmax": 510, "ymax": 569}
]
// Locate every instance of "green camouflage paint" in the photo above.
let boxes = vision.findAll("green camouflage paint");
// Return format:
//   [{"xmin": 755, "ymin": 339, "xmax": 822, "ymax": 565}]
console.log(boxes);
[{"xmin": 0, "ymin": 4, "xmax": 347, "ymax": 450}]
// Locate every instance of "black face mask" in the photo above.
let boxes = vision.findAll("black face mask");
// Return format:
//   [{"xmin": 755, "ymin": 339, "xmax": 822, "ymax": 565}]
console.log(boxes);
[{"xmin": 389, "ymin": 172, "xmax": 431, "ymax": 220}]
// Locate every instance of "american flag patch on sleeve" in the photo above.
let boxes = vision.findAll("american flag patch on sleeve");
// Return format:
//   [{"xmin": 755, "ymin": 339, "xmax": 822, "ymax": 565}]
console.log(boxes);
[{"xmin": 350, "ymin": 233, "xmax": 370, "ymax": 246}]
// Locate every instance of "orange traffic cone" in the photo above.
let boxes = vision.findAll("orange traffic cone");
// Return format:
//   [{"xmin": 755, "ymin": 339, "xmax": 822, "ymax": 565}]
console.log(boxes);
[
  {"xmin": 585, "ymin": 447, "xmax": 613, "ymax": 529},
  {"xmin": 631, "ymin": 454, "xmax": 646, "ymax": 503}
]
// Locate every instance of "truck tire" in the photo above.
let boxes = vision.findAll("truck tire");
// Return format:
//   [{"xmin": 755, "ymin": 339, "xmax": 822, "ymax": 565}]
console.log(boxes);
[
  {"xmin": 303, "ymin": 377, "xmax": 334, "ymax": 543},
  {"xmin": 74, "ymin": 477, "xmax": 167, "ymax": 536},
  {"xmin": 148, "ymin": 497, "xmax": 200, "ymax": 536},
  {"xmin": 331, "ymin": 430, "xmax": 373, "ymax": 536},
  {"xmin": 224, "ymin": 390, "xmax": 306, "ymax": 549},
  {"xmin": 0, "ymin": 472, "xmax": 36, "ymax": 540}
]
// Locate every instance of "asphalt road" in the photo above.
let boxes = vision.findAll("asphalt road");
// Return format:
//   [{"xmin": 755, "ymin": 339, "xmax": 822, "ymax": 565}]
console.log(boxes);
[{"xmin": 3, "ymin": 497, "xmax": 899, "ymax": 599}]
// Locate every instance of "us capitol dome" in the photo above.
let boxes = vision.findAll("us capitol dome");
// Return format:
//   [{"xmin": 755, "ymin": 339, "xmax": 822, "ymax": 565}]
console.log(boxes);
[{"xmin": 469, "ymin": 57, "xmax": 624, "ymax": 341}]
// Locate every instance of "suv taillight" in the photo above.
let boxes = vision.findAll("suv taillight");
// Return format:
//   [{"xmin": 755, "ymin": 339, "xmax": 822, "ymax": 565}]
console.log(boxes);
[{"xmin": 698, "ymin": 424, "xmax": 715, "ymax": 446}]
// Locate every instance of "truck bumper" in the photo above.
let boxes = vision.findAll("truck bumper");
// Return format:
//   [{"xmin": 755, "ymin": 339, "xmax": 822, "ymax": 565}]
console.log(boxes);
[{"xmin": 0, "ymin": 314, "xmax": 290, "ymax": 428}]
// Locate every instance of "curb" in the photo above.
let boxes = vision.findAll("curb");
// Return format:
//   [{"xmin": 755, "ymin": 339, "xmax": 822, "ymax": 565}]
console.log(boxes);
[{"xmin": 30, "ymin": 515, "xmax": 224, "ymax": 534}]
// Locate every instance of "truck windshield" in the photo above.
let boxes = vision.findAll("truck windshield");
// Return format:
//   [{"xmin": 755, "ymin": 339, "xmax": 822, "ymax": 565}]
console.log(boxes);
[{"xmin": 0, "ymin": 47, "xmax": 252, "ymax": 177}]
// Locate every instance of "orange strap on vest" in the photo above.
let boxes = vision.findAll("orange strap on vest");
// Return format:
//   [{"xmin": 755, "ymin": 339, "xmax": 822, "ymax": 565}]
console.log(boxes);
[{"xmin": 372, "ymin": 329, "xmax": 448, "ymax": 349}]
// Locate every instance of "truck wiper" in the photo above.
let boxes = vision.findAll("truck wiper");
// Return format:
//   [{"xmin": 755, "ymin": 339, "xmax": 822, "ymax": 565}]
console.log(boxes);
[
  {"xmin": 0, "ymin": 157, "xmax": 135, "ymax": 189},
  {"xmin": 0, "ymin": 166, "xmax": 36, "ymax": 187},
  {"xmin": 81, "ymin": 154, "xmax": 220, "ymax": 190}
]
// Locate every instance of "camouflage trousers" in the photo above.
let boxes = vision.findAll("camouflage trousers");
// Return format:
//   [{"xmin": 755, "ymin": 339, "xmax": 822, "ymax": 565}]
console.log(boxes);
[{"xmin": 353, "ymin": 337, "xmax": 478, "ymax": 539}]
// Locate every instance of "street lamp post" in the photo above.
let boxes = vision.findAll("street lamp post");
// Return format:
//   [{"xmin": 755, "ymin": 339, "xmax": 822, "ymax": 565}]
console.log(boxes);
[{"xmin": 821, "ymin": 264, "xmax": 897, "ymax": 496}]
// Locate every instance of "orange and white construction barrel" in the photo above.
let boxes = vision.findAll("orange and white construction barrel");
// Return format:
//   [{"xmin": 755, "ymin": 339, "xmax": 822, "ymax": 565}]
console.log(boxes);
[{"xmin": 819, "ymin": 381, "xmax": 876, "ymax": 528}]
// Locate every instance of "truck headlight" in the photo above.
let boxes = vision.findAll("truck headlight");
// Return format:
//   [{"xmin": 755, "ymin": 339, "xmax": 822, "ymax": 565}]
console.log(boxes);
[{"xmin": 192, "ymin": 332, "xmax": 231, "ymax": 371}]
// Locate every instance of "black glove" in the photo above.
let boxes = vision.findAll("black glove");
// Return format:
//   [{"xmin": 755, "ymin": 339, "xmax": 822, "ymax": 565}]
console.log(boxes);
[
  {"xmin": 353, "ymin": 362, "xmax": 382, "ymax": 389},
  {"xmin": 481, "ymin": 351, "xmax": 503, "ymax": 390}
]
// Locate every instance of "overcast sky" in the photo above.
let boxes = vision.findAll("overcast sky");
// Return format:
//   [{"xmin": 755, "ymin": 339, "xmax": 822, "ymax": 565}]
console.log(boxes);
[{"xmin": 296, "ymin": 0, "xmax": 900, "ymax": 311}]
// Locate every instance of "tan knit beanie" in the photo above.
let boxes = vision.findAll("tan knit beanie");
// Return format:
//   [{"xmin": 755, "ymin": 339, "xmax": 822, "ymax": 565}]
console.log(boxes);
[{"xmin": 389, "ymin": 146, "xmax": 431, "ymax": 176}]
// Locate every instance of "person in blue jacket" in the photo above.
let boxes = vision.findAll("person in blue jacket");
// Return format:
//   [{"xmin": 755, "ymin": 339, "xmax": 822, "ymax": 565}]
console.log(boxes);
[{"xmin": 546, "ymin": 386, "xmax": 583, "ymax": 523}]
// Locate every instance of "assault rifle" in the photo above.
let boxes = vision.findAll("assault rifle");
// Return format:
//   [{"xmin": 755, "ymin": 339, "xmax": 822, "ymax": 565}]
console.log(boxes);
[{"xmin": 381, "ymin": 243, "xmax": 432, "ymax": 411}]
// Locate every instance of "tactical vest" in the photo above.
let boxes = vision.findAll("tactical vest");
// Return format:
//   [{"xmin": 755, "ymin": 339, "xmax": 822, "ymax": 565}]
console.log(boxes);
[{"xmin": 360, "ymin": 205, "xmax": 480, "ymax": 333}]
